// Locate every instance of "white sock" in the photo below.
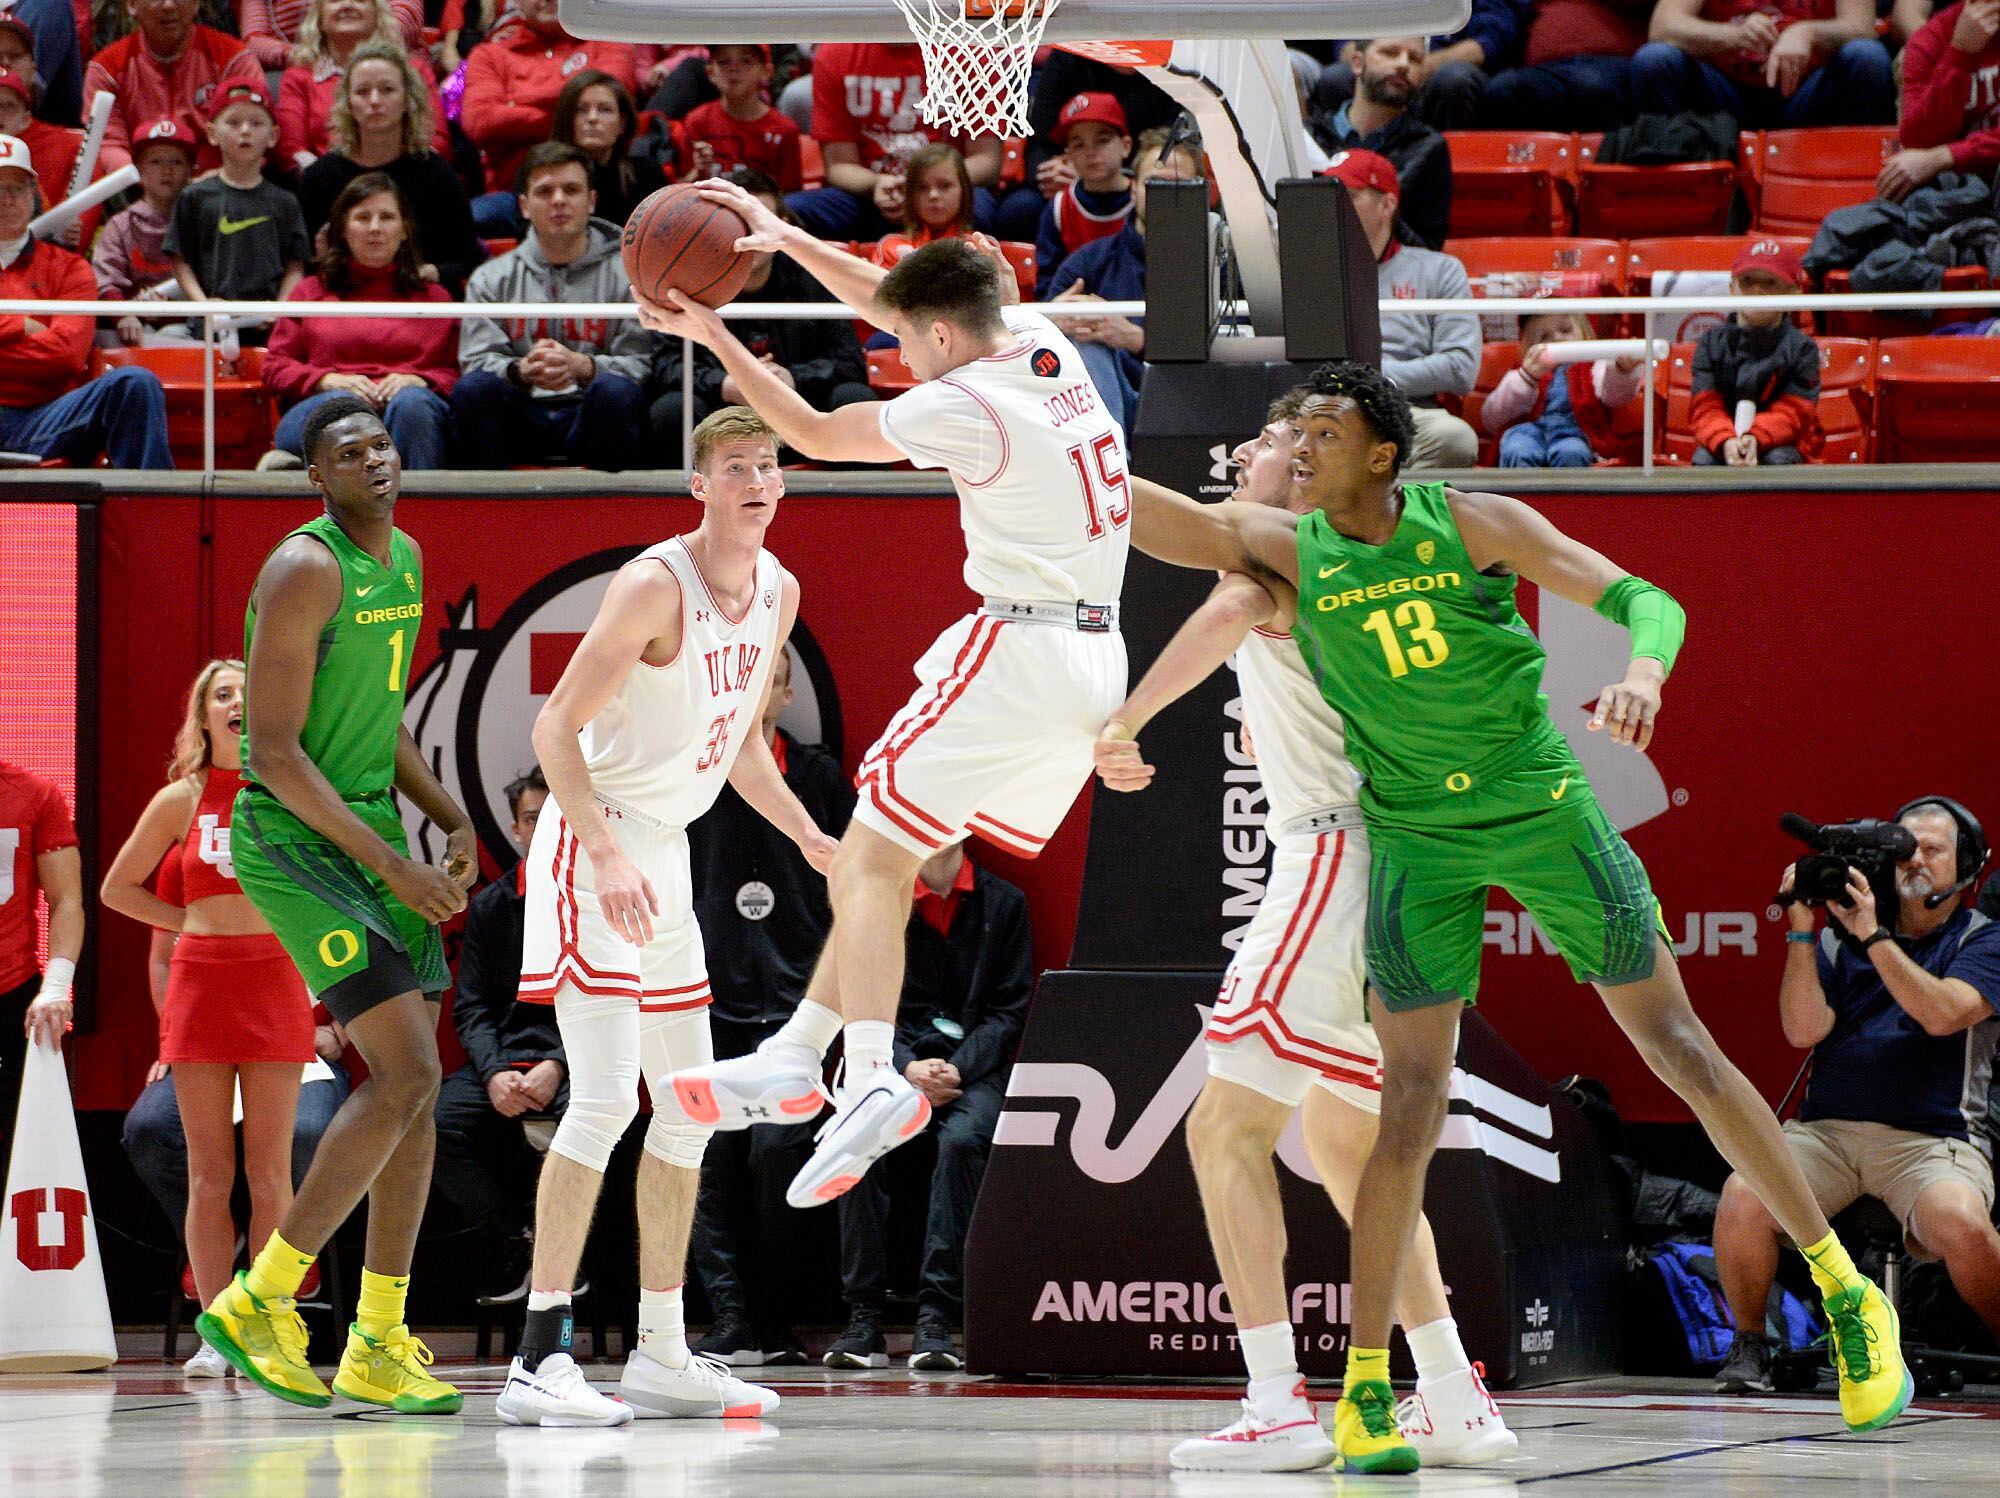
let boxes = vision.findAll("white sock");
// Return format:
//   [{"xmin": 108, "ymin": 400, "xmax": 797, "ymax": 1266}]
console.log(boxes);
[
  {"xmin": 637, "ymin": 1284, "xmax": 688, "ymax": 1368},
  {"xmin": 843, "ymin": 1020, "xmax": 895, "ymax": 1076},
  {"xmin": 1239, "ymin": 1321, "xmax": 1302, "ymax": 1409},
  {"xmin": 526, "ymin": 1289, "xmax": 571, "ymax": 1312},
  {"xmin": 768, "ymin": 999, "xmax": 842, "ymax": 1063},
  {"xmin": 1405, "ymin": 1316, "xmax": 1470, "ymax": 1383}
]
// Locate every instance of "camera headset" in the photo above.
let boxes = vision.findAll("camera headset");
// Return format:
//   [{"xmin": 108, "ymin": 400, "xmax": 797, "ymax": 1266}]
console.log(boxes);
[{"xmin": 1893, "ymin": 795, "xmax": 1989, "ymax": 910}]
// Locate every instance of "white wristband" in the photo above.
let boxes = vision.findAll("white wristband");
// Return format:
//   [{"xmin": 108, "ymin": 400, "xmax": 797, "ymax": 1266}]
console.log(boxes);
[{"xmin": 38, "ymin": 957, "xmax": 75, "ymax": 1004}]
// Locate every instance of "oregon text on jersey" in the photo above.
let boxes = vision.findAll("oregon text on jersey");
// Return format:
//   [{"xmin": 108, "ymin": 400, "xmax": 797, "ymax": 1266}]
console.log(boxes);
[
  {"xmin": 1313, "ymin": 571, "xmax": 1463, "ymax": 612},
  {"xmin": 354, "ymin": 603, "xmax": 424, "ymax": 626}
]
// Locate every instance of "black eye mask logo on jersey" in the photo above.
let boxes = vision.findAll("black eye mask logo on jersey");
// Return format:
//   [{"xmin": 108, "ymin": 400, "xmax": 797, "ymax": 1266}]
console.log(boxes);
[{"xmin": 1031, "ymin": 348, "xmax": 1062, "ymax": 378}]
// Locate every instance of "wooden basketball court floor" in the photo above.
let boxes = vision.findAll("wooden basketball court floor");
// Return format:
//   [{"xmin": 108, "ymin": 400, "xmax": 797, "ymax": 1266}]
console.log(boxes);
[{"xmin": 3, "ymin": 1366, "xmax": 1995, "ymax": 1496}]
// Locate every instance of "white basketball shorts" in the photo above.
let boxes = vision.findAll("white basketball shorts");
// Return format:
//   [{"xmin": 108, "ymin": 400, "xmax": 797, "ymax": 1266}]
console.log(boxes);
[
  {"xmin": 519, "ymin": 797, "xmax": 711, "ymax": 1014},
  {"xmin": 855, "ymin": 612, "xmax": 1127, "ymax": 860},
  {"xmin": 1207, "ymin": 821, "xmax": 1381, "ymax": 1111}
]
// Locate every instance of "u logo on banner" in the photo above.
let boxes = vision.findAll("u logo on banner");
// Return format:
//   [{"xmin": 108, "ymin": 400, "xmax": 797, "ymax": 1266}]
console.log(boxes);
[{"xmin": 10, "ymin": 1187, "xmax": 89, "ymax": 1272}]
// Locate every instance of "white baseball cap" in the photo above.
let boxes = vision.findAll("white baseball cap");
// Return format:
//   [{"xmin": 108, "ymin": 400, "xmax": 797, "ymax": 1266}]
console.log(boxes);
[{"xmin": 0, "ymin": 132, "xmax": 33, "ymax": 181}]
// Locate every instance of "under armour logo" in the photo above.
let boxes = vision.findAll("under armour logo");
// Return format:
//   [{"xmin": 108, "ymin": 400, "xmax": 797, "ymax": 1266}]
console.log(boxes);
[
  {"xmin": 1207, "ymin": 443, "xmax": 1233, "ymax": 483},
  {"xmin": 694, "ymin": 610, "xmax": 710, "ymax": 623}
]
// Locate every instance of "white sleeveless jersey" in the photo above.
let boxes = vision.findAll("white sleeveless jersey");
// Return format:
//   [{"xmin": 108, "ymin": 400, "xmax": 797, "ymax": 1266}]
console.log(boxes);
[
  {"xmin": 1234, "ymin": 627, "xmax": 1361, "ymax": 832},
  {"xmin": 578, "ymin": 537, "xmax": 783, "ymax": 830},
  {"xmin": 877, "ymin": 306, "xmax": 1130, "ymax": 604}
]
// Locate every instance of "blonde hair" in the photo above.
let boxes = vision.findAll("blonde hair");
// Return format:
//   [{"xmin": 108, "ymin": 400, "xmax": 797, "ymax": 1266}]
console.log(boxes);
[
  {"xmin": 1268, "ymin": 390, "xmax": 1305, "ymax": 425},
  {"xmin": 292, "ymin": 0, "xmax": 401, "ymax": 66},
  {"xmin": 328, "ymin": 37, "xmax": 434, "ymax": 157},
  {"xmin": 168, "ymin": 658, "xmax": 245, "ymax": 784},
  {"xmin": 692, "ymin": 406, "xmax": 778, "ymax": 473}
]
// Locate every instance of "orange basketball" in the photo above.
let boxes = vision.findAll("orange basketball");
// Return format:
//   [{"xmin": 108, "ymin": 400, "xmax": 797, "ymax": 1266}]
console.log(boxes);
[{"xmin": 621, "ymin": 184, "xmax": 756, "ymax": 309}]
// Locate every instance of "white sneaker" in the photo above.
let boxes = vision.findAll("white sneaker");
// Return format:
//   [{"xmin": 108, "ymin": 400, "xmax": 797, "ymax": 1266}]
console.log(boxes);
[
  {"xmin": 183, "ymin": 1342, "xmax": 230, "ymax": 1378},
  {"xmin": 666, "ymin": 1046, "xmax": 826, "ymax": 1131},
  {"xmin": 1168, "ymin": 1394, "xmax": 1335, "ymax": 1472},
  {"xmin": 785, "ymin": 1068, "xmax": 931, "ymax": 1209},
  {"xmin": 1397, "ymin": 1363, "xmax": 1518, "ymax": 1465},
  {"xmin": 496, "ymin": 1353, "xmax": 636, "ymax": 1427},
  {"xmin": 617, "ymin": 1349, "xmax": 780, "ymax": 1419}
]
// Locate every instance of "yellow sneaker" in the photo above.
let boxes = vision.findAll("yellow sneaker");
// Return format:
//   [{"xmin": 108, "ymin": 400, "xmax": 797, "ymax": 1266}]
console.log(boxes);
[
  {"xmin": 1333, "ymin": 1379, "xmax": 1419, "ymax": 1475},
  {"xmin": 331, "ymin": 1325, "xmax": 464, "ymax": 1414},
  {"xmin": 1825, "ymin": 1281, "xmax": 1912, "ymax": 1433},
  {"xmin": 195, "ymin": 1271, "xmax": 331, "ymax": 1408}
]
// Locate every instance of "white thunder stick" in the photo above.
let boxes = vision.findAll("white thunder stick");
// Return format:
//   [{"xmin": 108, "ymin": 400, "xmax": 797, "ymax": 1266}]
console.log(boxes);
[
  {"xmin": 28, "ymin": 162, "xmax": 137, "ymax": 239},
  {"xmin": 63, "ymin": 90, "xmax": 114, "ymax": 202},
  {"xmin": 1533, "ymin": 339, "xmax": 1669, "ymax": 366},
  {"xmin": 1734, "ymin": 399, "xmax": 1757, "ymax": 436}
]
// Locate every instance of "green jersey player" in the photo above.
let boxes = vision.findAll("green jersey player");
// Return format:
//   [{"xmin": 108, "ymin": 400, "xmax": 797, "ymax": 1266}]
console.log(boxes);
[
  {"xmin": 196, "ymin": 394, "xmax": 475, "ymax": 1416},
  {"xmin": 1105, "ymin": 361, "xmax": 1910, "ymax": 1473}
]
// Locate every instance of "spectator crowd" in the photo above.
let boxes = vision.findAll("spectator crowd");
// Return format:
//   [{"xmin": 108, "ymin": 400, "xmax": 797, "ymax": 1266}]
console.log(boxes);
[{"xmin": 2, "ymin": 0, "xmax": 1999, "ymax": 469}]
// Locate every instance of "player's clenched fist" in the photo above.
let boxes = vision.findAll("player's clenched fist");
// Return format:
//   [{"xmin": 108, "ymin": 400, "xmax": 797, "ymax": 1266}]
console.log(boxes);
[
  {"xmin": 1094, "ymin": 720, "xmax": 1157, "ymax": 792},
  {"xmin": 1588, "ymin": 661, "xmax": 1664, "ymax": 752}
]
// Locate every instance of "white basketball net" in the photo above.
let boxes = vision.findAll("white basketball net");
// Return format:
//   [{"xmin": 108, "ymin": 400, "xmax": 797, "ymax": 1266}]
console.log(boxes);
[{"xmin": 890, "ymin": 0, "xmax": 1063, "ymax": 137}]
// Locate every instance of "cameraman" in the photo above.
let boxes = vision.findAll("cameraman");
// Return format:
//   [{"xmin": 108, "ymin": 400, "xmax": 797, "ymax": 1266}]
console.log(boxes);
[{"xmin": 1714, "ymin": 800, "xmax": 2000, "ymax": 1393}]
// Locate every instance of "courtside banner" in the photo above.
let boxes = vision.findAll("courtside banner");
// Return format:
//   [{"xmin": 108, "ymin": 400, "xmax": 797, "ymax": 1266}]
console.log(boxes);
[
  {"xmin": 79, "ymin": 487, "xmax": 2000, "ymax": 1121},
  {"xmin": 963, "ymin": 972, "xmax": 1624, "ymax": 1385}
]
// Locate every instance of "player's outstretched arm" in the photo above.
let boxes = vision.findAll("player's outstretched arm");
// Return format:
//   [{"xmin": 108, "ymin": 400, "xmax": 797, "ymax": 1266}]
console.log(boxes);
[
  {"xmin": 530, "ymin": 559, "xmax": 680, "ymax": 944},
  {"xmin": 1452, "ymin": 488, "xmax": 1686, "ymax": 750},
  {"xmin": 1096, "ymin": 574, "xmax": 1281, "ymax": 794},
  {"xmin": 245, "ymin": 539, "xmax": 461, "ymax": 923},
  {"xmin": 1127, "ymin": 477, "xmax": 1302, "ymax": 590},
  {"xmin": 726, "ymin": 572, "xmax": 841, "ymax": 873},
  {"xmin": 693, "ymin": 177, "xmax": 891, "ymax": 324}
]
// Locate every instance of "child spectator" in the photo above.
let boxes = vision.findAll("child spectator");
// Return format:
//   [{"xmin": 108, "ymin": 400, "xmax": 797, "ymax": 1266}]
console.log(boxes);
[
  {"xmin": 1690, "ymin": 239, "xmax": 1822, "ymax": 466},
  {"xmin": 93, "ymin": 116, "xmax": 196, "ymax": 346},
  {"xmin": 552, "ymin": 69, "xmax": 665, "ymax": 231},
  {"xmin": 1481, "ymin": 311, "xmax": 1645, "ymax": 468},
  {"xmin": 1034, "ymin": 92, "xmax": 1132, "ymax": 298},
  {"xmin": 873, "ymin": 141, "xmax": 972, "ymax": 266},
  {"xmin": 165, "ymin": 81, "xmax": 309, "ymax": 344},
  {"xmin": 678, "ymin": 43, "xmax": 801, "ymax": 193}
]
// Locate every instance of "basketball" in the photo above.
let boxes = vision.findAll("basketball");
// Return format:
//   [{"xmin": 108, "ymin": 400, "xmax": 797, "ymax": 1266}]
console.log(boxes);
[{"xmin": 621, "ymin": 184, "xmax": 755, "ymax": 309}]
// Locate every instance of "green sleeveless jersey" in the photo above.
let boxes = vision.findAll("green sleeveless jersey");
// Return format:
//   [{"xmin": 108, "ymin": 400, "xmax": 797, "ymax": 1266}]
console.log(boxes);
[
  {"xmin": 1291, "ymin": 481, "xmax": 1550, "ymax": 802},
  {"xmin": 243, "ymin": 513, "xmax": 422, "ymax": 807}
]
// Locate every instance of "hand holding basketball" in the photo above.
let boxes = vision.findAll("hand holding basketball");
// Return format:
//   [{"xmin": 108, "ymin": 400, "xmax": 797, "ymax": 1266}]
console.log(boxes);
[
  {"xmin": 690, "ymin": 175, "xmax": 792, "ymax": 254},
  {"xmin": 635, "ymin": 288, "xmax": 727, "ymax": 348}
]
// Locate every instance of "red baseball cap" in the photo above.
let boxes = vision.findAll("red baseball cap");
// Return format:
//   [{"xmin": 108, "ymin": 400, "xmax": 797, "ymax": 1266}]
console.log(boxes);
[
  {"xmin": 0, "ymin": 66, "xmax": 26, "ymax": 105},
  {"xmin": 1320, "ymin": 148, "xmax": 1399, "ymax": 196},
  {"xmin": 133, "ymin": 115, "xmax": 199, "ymax": 160},
  {"xmin": 1733, "ymin": 237, "xmax": 1803, "ymax": 287},
  {"xmin": 207, "ymin": 78, "xmax": 275, "ymax": 122},
  {"xmin": 1055, "ymin": 91, "xmax": 1129, "ymax": 146}
]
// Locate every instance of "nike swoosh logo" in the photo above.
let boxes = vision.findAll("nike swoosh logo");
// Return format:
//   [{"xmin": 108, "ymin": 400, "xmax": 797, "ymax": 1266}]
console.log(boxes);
[
  {"xmin": 217, "ymin": 215, "xmax": 271, "ymax": 235},
  {"xmin": 1551, "ymin": 776, "xmax": 1570, "ymax": 801},
  {"xmin": 355, "ymin": 583, "xmax": 379, "ymax": 597},
  {"xmin": 1318, "ymin": 562, "xmax": 1350, "ymax": 578}
]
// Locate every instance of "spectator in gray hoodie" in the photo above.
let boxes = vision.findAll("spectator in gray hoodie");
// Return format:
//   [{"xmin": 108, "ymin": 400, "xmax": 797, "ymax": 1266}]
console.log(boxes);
[
  {"xmin": 1321, "ymin": 148, "xmax": 1482, "ymax": 469},
  {"xmin": 450, "ymin": 141, "xmax": 655, "ymax": 469}
]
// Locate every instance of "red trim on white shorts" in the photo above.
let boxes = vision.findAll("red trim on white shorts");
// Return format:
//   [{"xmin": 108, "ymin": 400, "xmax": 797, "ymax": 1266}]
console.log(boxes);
[
  {"xmin": 967, "ymin": 811, "xmax": 1047, "ymax": 858},
  {"xmin": 856, "ymin": 616, "xmax": 1009, "ymax": 849}
]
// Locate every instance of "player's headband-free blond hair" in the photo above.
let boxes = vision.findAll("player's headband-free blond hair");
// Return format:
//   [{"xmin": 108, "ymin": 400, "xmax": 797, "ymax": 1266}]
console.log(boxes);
[{"xmin": 692, "ymin": 406, "xmax": 779, "ymax": 473}]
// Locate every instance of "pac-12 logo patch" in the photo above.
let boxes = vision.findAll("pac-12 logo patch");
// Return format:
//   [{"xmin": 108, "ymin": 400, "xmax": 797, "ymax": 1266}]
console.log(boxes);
[{"xmin": 1031, "ymin": 348, "xmax": 1062, "ymax": 378}]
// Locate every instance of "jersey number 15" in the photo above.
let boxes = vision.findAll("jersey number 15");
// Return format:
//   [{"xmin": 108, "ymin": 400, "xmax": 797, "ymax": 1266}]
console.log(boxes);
[{"xmin": 1067, "ymin": 431, "xmax": 1130, "ymax": 541}]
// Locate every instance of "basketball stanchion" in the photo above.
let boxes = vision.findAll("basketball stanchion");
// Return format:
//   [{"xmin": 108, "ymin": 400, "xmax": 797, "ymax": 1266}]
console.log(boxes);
[{"xmin": 0, "ymin": 1040, "xmax": 118, "ymax": 1371}]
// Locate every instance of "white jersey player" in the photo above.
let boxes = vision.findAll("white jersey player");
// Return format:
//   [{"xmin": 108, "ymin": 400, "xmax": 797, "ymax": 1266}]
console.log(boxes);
[
  {"xmin": 1092, "ymin": 399, "xmax": 1515, "ymax": 1473},
  {"xmin": 637, "ymin": 181, "xmax": 1127, "ymax": 1213},
  {"xmin": 497, "ymin": 408, "xmax": 838, "ymax": 1429}
]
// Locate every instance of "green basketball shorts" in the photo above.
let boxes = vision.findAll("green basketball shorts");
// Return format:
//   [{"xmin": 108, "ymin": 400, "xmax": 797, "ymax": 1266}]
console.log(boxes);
[
  {"xmin": 233, "ymin": 788, "xmax": 447, "ymax": 1024},
  {"xmin": 1361, "ymin": 726, "xmax": 1663, "ymax": 1012}
]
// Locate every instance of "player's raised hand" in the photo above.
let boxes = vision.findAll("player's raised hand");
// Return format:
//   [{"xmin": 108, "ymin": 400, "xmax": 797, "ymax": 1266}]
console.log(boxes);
[
  {"xmin": 593, "ymin": 845, "xmax": 661, "ymax": 945},
  {"xmin": 1588, "ymin": 662, "xmax": 1663, "ymax": 751},
  {"xmin": 388, "ymin": 856, "xmax": 470, "ymax": 925},
  {"xmin": 964, "ymin": 232, "xmax": 1021, "ymax": 305},
  {"xmin": 692, "ymin": 174, "xmax": 791, "ymax": 253},
  {"xmin": 1094, "ymin": 720, "xmax": 1156, "ymax": 792}
]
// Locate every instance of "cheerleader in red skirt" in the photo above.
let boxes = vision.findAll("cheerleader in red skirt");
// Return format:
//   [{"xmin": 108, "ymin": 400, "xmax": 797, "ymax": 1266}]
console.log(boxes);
[{"xmin": 102, "ymin": 659, "xmax": 315, "ymax": 1373}]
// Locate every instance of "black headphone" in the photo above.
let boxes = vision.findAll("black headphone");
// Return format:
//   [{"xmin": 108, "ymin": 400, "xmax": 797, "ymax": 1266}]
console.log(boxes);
[{"xmin": 1895, "ymin": 795, "xmax": 1990, "ymax": 909}]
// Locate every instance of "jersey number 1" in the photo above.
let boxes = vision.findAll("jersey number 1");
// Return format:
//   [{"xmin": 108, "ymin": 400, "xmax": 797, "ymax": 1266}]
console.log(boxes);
[{"xmin": 1067, "ymin": 431, "xmax": 1130, "ymax": 540}]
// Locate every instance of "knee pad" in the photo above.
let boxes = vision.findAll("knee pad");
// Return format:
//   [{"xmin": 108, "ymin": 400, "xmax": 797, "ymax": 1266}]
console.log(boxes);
[
  {"xmin": 643, "ymin": 1112, "xmax": 713, "ymax": 1169},
  {"xmin": 550, "ymin": 1090, "xmax": 639, "ymax": 1173}
]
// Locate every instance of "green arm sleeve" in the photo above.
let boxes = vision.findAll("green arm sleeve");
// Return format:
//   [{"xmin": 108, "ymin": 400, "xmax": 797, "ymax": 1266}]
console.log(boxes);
[{"xmin": 1594, "ymin": 575, "xmax": 1686, "ymax": 676}]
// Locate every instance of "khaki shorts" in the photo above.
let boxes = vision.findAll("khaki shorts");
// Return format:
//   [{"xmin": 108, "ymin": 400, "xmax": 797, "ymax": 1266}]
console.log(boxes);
[{"xmin": 1782, "ymin": 1118, "xmax": 1996, "ymax": 1262}]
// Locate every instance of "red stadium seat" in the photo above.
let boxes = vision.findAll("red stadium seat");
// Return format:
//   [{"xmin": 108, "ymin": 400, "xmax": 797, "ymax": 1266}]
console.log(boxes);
[
  {"xmin": 481, "ymin": 237, "xmax": 517, "ymax": 259},
  {"xmin": 1819, "ymin": 264, "xmax": 1988, "ymax": 339},
  {"xmin": 866, "ymin": 345, "xmax": 919, "ymax": 394},
  {"xmin": 1573, "ymin": 133, "xmax": 1736, "ymax": 238},
  {"xmin": 1621, "ymin": 234, "xmax": 1813, "ymax": 335},
  {"xmin": 1459, "ymin": 340, "xmax": 1522, "ymax": 465},
  {"xmin": 1445, "ymin": 236, "xmax": 1626, "ymax": 296},
  {"xmin": 95, "ymin": 345, "xmax": 273, "ymax": 470},
  {"xmin": 1752, "ymin": 126, "xmax": 1896, "ymax": 235},
  {"xmin": 1442, "ymin": 131, "xmax": 1574, "ymax": 237},
  {"xmin": 799, "ymin": 136, "xmax": 825, "ymax": 190},
  {"xmin": 1655, "ymin": 336, "xmax": 1873, "ymax": 463},
  {"xmin": 1871, "ymin": 335, "xmax": 2000, "ymax": 463},
  {"xmin": 998, "ymin": 239, "xmax": 1037, "ymax": 300},
  {"xmin": 1000, "ymin": 136, "xmax": 1028, "ymax": 188}
]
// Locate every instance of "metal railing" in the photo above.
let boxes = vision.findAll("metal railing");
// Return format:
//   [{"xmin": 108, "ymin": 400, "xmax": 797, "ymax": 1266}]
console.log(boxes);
[{"xmin": 2, "ymin": 289, "xmax": 1994, "ymax": 475}]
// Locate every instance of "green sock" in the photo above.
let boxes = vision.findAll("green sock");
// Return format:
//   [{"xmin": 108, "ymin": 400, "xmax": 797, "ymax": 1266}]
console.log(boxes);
[
  {"xmin": 356, "ymin": 1268, "xmax": 410, "ymax": 1341},
  {"xmin": 243, "ymin": 1231, "xmax": 314, "ymax": 1302},
  {"xmin": 1802, "ymin": 1231, "xmax": 1864, "ymax": 1299},
  {"xmin": 1343, "ymin": 1346, "xmax": 1391, "ymax": 1396}
]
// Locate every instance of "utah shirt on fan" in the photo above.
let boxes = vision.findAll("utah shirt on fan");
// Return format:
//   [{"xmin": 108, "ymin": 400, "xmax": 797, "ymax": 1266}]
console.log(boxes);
[
  {"xmin": 0, "ymin": 760, "xmax": 77, "ymax": 998},
  {"xmin": 809, "ymin": 43, "xmax": 958, "ymax": 175}
]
